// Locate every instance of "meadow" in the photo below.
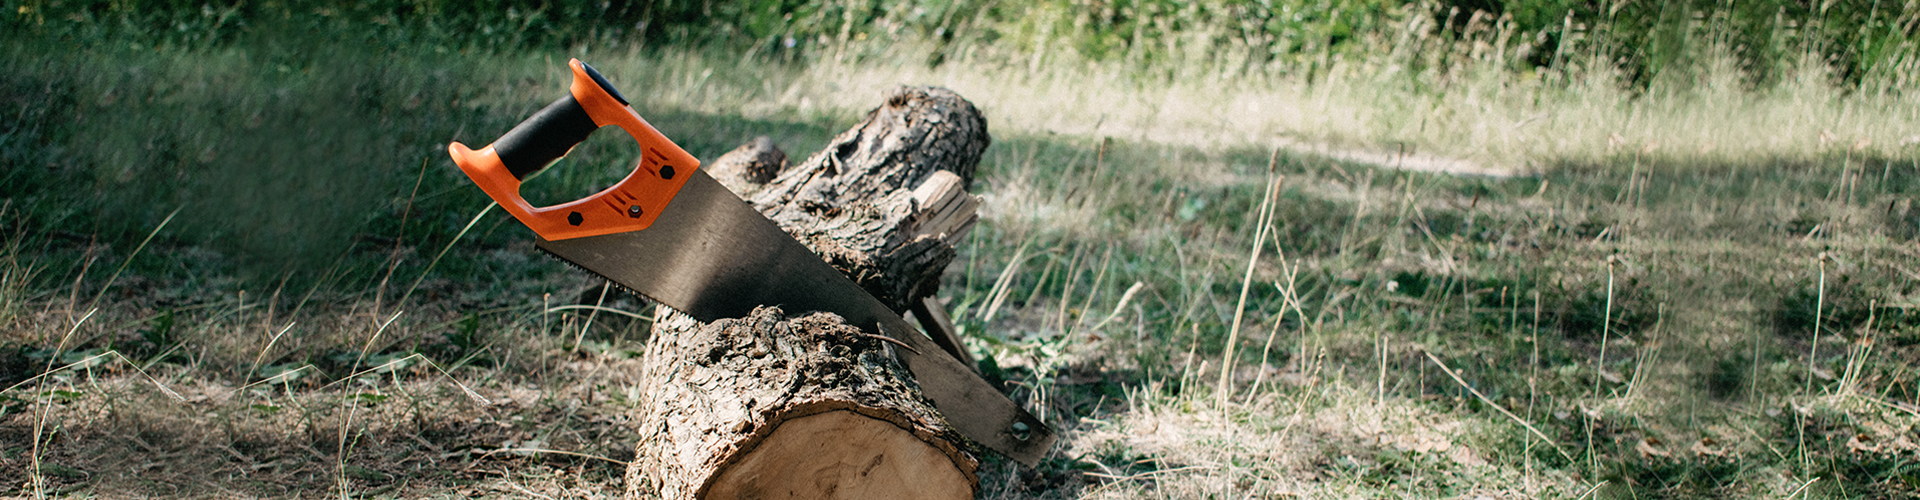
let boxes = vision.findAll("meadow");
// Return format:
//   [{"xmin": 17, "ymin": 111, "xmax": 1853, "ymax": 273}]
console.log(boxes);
[{"xmin": 4, "ymin": 1, "xmax": 1920, "ymax": 498}]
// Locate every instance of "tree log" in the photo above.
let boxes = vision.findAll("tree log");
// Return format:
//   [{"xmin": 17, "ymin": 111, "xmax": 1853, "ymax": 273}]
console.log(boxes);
[{"xmin": 624, "ymin": 86, "xmax": 991, "ymax": 499}]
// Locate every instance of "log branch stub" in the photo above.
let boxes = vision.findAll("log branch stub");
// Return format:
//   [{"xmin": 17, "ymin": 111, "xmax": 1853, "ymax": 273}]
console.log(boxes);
[
  {"xmin": 706, "ymin": 136, "xmax": 789, "ymax": 197},
  {"xmin": 749, "ymin": 86, "xmax": 990, "ymax": 311}
]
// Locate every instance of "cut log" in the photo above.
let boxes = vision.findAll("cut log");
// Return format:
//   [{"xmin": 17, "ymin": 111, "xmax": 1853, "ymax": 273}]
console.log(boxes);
[
  {"xmin": 624, "ymin": 308, "xmax": 975, "ymax": 500},
  {"xmin": 625, "ymin": 86, "xmax": 992, "ymax": 500}
]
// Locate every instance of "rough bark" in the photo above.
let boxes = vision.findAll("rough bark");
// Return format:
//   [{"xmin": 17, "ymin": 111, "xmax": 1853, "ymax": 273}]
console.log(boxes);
[
  {"xmin": 624, "ymin": 86, "xmax": 990, "ymax": 500},
  {"xmin": 749, "ymin": 86, "xmax": 990, "ymax": 312},
  {"xmin": 625, "ymin": 308, "xmax": 976, "ymax": 499}
]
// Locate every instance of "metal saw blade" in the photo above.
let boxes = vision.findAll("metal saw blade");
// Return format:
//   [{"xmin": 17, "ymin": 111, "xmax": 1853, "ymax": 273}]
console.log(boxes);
[{"xmin": 536, "ymin": 172, "xmax": 1055, "ymax": 465}]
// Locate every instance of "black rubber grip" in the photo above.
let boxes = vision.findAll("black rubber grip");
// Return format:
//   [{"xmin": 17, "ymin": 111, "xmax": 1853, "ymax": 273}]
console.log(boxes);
[
  {"xmin": 580, "ymin": 62, "xmax": 628, "ymax": 105},
  {"xmin": 493, "ymin": 95, "xmax": 598, "ymax": 180}
]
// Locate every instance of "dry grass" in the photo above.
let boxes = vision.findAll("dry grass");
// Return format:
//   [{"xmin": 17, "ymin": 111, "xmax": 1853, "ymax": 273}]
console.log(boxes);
[
  {"xmin": 1, "ymin": 297, "xmax": 644, "ymax": 498},
  {"xmin": 613, "ymin": 36, "xmax": 1920, "ymax": 177}
]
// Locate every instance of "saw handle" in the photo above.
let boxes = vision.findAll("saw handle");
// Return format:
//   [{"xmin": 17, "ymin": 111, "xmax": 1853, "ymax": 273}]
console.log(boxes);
[
  {"xmin": 448, "ymin": 59, "xmax": 701, "ymax": 241},
  {"xmin": 491, "ymin": 96, "xmax": 598, "ymax": 180}
]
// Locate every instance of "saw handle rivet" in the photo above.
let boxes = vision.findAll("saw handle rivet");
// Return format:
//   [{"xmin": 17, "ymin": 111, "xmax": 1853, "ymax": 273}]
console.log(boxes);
[
  {"xmin": 567, "ymin": 211, "xmax": 584, "ymax": 226},
  {"xmin": 659, "ymin": 165, "xmax": 676, "ymax": 179},
  {"xmin": 627, "ymin": 205, "xmax": 644, "ymax": 218}
]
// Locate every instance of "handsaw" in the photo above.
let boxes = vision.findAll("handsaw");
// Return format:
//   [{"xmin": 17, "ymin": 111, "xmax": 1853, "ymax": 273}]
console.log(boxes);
[{"xmin": 447, "ymin": 59, "xmax": 1055, "ymax": 466}]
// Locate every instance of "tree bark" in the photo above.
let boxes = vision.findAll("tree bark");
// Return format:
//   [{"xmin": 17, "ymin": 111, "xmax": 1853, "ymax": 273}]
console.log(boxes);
[
  {"xmin": 749, "ymin": 86, "xmax": 990, "ymax": 312},
  {"xmin": 624, "ymin": 86, "xmax": 990, "ymax": 500}
]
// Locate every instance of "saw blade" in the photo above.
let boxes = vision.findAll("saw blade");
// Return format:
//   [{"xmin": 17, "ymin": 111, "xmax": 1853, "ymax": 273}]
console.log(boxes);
[{"xmin": 537, "ymin": 172, "xmax": 1056, "ymax": 465}]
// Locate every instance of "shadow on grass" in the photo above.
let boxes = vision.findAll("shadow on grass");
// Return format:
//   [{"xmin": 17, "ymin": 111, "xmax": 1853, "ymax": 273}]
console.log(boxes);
[{"xmin": 0, "ymin": 40, "xmax": 854, "ymax": 300}]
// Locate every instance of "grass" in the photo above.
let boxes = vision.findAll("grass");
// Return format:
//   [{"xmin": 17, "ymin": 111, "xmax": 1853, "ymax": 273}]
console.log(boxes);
[{"xmin": 5, "ymin": 4, "xmax": 1920, "ymax": 500}]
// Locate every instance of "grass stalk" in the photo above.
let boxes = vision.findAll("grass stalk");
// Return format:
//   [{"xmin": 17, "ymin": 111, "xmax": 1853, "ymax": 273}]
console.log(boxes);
[
  {"xmin": 1064, "ymin": 245, "xmax": 1112, "ymax": 338},
  {"xmin": 84, "ymin": 207, "xmax": 180, "ymax": 313},
  {"xmin": 1573, "ymin": 480, "xmax": 1610, "ymax": 500},
  {"xmin": 1216, "ymin": 163, "xmax": 1283, "ymax": 407},
  {"xmin": 1527, "ymin": 289, "xmax": 1542, "ymax": 486},
  {"xmin": 1624, "ymin": 302, "xmax": 1665, "ymax": 399},
  {"xmin": 1426, "ymin": 349, "xmax": 1576, "ymax": 462},
  {"xmin": 1020, "ymin": 251, "xmax": 1059, "ymax": 321},
  {"xmin": 1180, "ymin": 324, "xmax": 1201, "ymax": 392},
  {"xmin": 1596, "ymin": 255, "xmax": 1617, "ymax": 393},
  {"xmin": 1049, "ymin": 243, "xmax": 1086, "ymax": 335},
  {"xmin": 288, "ymin": 245, "xmax": 355, "ymax": 320},
  {"xmin": 1377, "ymin": 327, "xmax": 1388, "ymax": 407},
  {"xmin": 1796, "ymin": 254, "xmax": 1829, "ymax": 475},
  {"xmin": 1248, "ymin": 250, "xmax": 1300, "ymax": 400},
  {"xmin": 336, "ymin": 309, "xmax": 405, "ymax": 500},
  {"xmin": 1784, "ymin": 477, "xmax": 1822, "ymax": 499},
  {"xmin": 1589, "ymin": 255, "xmax": 1616, "ymax": 473},
  {"xmin": 1807, "ymin": 254, "xmax": 1827, "ymax": 396},
  {"xmin": 29, "ymin": 307, "xmax": 96, "ymax": 500},
  {"xmin": 246, "ymin": 321, "xmax": 300, "ymax": 382},
  {"xmin": 543, "ymin": 304, "xmax": 651, "ymax": 319},
  {"xmin": 372, "ymin": 158, "xmax": 430, "ymax": 317},
  {"xmin": 1080, "ymin": 281, "xmax": 1145, "ymax": 339},
  {"xmin": 1839, "ymin": 300, "xmax": 1875, "ymax": 395},
  {"xmin": 65, "ymin": 247, "xmax": 97, "ymax": 324},
  {"xmin": 980, "ymin": 237, "xmax": 1035, "ymax": 324},
  {"xmin": 572, "ymin": 281, "xmax": 612, "ymax": 351},
  {"xmin": 396, "ymin": 202, "xmax": 496, "ymax": 308}
]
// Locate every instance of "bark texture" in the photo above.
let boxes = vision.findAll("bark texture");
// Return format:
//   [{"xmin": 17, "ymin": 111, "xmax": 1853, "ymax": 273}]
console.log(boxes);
[
  {"xmin": 749, "ymin": 86, "xmax": 990, "ymax": 312},
  {"xmin": 624, "ymin": 86, "xmax": 990, "ymax": 499},
  {"xmin": 624, "ymin": 309, "xmax": 975, "ymax": 499}
]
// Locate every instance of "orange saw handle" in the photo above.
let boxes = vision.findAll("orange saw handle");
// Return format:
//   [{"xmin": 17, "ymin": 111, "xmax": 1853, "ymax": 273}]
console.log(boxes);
[{"xmin": 448, "ymin": 59, "xmax": 700, "ymax": 241}]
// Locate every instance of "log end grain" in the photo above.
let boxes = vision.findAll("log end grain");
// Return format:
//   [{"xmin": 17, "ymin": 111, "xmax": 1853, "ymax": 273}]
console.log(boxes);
[{"xmin": 704, "ymin": 409, "xmax": 972, "ymax": 500}]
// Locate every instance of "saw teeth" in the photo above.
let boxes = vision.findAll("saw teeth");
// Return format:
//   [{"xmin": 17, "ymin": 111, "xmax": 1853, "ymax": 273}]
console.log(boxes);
[{"xmin": 537, "ymin": 246, "xmax": 662, "ymax": 309}]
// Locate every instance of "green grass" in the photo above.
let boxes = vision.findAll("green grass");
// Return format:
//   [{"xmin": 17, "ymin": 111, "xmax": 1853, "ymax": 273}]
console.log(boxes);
[{"xmin": 6, "ymin": 2, "xmax": 1920, "ymax": 499}]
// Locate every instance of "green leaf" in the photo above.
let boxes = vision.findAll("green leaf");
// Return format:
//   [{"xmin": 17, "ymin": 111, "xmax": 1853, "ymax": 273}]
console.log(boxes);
[
  {"xmin": 345, "ymin": 465, "xmax": 391, "ymax": 481},
  {"xmin": 41, "ymin": 389, "xmax": 84, "ymax": 403},
  {"xmin": 142, "ymin": 310, "xmax": 176, "ymax": 346},
  {"xmin": 37, "ymin": 463, "xmax": 88, "ymax": 479},
  {"xmin": 363, "ymin": 353, "xmax": 417, "ymax": 374},
  {"xmin": 0, "ymin": 395, "xmax": 25, "ymax": 419},
  {"xmin": 257, "ymin": 364, "xmax": 313, "ymax": 385}
]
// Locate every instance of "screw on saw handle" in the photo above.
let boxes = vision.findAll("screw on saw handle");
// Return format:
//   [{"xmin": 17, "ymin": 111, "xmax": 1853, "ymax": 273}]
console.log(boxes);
[{"xmin": 448, "ymin": 59, "xmax": 701, "ymax": 241}]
